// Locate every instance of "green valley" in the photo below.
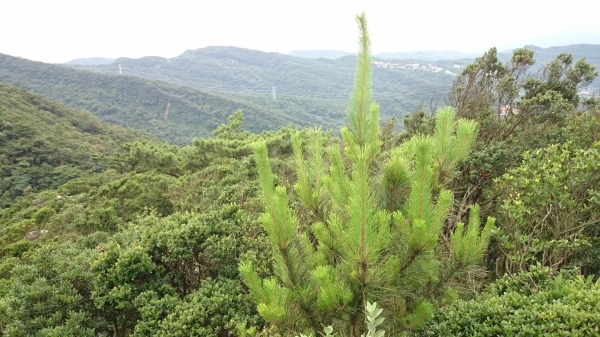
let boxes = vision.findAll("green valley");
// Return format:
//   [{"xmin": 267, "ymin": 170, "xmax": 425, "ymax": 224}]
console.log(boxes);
[{"xmin": 0, "ymin": 53, "xmax": 338, "ymax": 144}]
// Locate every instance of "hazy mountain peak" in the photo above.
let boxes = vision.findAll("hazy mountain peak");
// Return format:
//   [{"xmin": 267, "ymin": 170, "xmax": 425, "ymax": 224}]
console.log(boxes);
[
  {"xmin": 289, "ymin": 50, "xmax": 354, "ymax": 59},
  {"xmin": 290, "ymin": 49, "xmax": 480, "ymax": 61},
  {"xmin": 64, "ymin": 57, "xmax": 115, "ymax": 65}
]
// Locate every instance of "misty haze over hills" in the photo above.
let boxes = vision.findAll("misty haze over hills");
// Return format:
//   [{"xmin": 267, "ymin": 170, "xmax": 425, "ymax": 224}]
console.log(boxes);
[
  {"xmin": 60, "ymin": 22, "xmax": 600, "ymax": 65},
  {"xmin": 290, "ymin": 50, "xmax": 479, "ymax": 60},
  {"xmin": 59, "ymin": 45, "xmax": 457, "ymax": 130},
  {"xmin": 289, "ymin": 50, "xmax": 354, "ymax": 59},
  {"xmin": 68, "ymin": 39, "xmax": 600, "ymax": 65},
  {"xmin": 64, "ymin": 57, "xmax": 116, "ymax": 66},
  {"xmin": 498, "ymin": 29, "xmax": 600, "ymax": 53},
  {"xmin": 64, "ymin": 43, "xmax": 600, "ymax": 87},
  {"xmin": 289, "ymin": 50, "xmax": 479, "ymax": 60},
  {"xmin": 286, "ymin": 29, "xmax": 600, "ymax": 61}
]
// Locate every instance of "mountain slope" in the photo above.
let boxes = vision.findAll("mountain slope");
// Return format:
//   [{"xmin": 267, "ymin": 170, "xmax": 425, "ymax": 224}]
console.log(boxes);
[
  {"xmin": 73, "ymin": 46, "xmax": 457, "ymax": 122},
  {"xmin": 0, "ymin": 53, "xmax": 323, "ymax": 144},
  {"xmin": 0, "ymin": 83, "xmax": 145, "ymax": 207},
  {"xmin": 290, "ymin": 49, "xmax": 479, "ymax": 60}
]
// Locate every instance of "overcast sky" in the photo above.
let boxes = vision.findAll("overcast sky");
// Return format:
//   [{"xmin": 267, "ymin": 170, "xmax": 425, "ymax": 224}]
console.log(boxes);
[{"xmin": 2, "ymin": 0, "xmax": 599, "ymax": 63}]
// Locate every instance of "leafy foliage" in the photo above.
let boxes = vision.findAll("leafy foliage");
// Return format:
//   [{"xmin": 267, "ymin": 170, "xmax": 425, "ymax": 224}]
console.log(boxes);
[
  {"xmin": 492, "ymin": 141, "xmax": 600, "ymax": 275},
  {"xmin": 2, "ymin": 242, "xmax": 106, "ymax": 336},
  {"xmin": 412, "ymin": 266, "xmax": 600, "ymax": 336},
  {"xmin": 0, "ymin": 84, "xmax": 143, "ymax": 209},
  {"xmin": 424, "ymin": 46, "xmax": 599, "ymax": 249},
  {"xmin": 0, "ymin": 97, "xmax": 303, "ymax": 335}
]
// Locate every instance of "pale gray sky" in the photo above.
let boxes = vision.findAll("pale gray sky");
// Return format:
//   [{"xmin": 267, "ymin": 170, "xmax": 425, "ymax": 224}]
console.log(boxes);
[{"xmin": 2, "ymin": 0, "xmax": 599, "ymax": 63}]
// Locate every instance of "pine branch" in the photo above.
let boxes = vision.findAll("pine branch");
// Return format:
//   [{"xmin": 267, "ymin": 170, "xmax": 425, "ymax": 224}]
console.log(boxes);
[{"xmin": 347, "ymin": 12, "xmax": 374, "ymax": 151}]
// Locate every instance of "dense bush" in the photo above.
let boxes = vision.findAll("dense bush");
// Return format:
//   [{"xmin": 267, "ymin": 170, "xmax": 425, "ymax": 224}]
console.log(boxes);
[
  {"xmin": 0, "ymin": 84, "xmax": 142, "ymax": 209},
  {"xmin": 412, "ymin": 266, "xmax": 600, "ymax": 336},
  {"xmin": 491, "ymin": 141, "xmax": 600, "ymax": 275}
]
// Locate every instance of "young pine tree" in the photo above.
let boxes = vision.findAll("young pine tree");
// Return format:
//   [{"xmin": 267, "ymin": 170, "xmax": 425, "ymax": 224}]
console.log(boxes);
[{"xmin": 240, "ymin": 13, "xmax": 494, "ymax": 337}]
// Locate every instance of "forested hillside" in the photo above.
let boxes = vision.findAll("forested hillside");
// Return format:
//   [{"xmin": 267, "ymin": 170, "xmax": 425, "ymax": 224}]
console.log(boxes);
[
  {"xmin": 71, "ymin": 46, "xmax": 456, "ymax": 121},
  {"xmin": 0, "ymin": 98, "xmax": 305, "ymax": 335},
  {"xmin": 0, "ymin": 54, "xmax": 336, "ymax": 144},
  {"xmin": 71, "ymin": 44, "xmax": 600, "ymax": 134},
  {"xmin": 0, "ymin": 84, "xmax": 146, "ymax": 209}
]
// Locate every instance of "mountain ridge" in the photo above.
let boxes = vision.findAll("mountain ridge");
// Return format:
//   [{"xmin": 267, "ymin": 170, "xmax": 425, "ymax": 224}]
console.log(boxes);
[
  {"xmin": 64, "ymin": 57, "xmax": 115, "ymax": 66},
  {"xmin": 0, "ymin": 53, "xmax": 316, "ymax": 144},
  {"xmin": 71, "ymin": 46, "xmax": 456, "ymax": 123}
]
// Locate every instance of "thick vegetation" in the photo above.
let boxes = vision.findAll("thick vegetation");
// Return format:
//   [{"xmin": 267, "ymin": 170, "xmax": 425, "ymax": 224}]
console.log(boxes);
[
  {"xmin": 0, "ymin": 108, "xmax": 299, "ymax": 335},
  {"xmin": 0, "ymin": 84, "xmax": 145, "ymax": 209},
  {"xmin": 411, "ymin": 266, "xmax": 600, "ymax": 336},
  {"xmin": 1, "ymin": 14, "xmax": 600, "ymax": 337}
]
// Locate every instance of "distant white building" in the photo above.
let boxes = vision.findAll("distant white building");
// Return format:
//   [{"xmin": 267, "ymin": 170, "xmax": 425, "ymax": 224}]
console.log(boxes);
[
  {"xmin": 401, "ymin": 63, "xmax": 420, "ymax": 69},
  {"xmin": 427, "ymin": 64, "xmax": 442, "ymax": 72},
  {"xmin": 373, "ymin": 60, "xmax": 400, "ymax": 69}
]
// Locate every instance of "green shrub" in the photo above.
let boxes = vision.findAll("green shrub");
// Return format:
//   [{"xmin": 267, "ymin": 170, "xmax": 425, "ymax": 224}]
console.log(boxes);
[
  {"xmin": 134, "ymin": 278, "xmax": 258, "ymax": 337},
  {"xmin": 412, "ymin": 266, "xmax": 600, "ymax": 336}
]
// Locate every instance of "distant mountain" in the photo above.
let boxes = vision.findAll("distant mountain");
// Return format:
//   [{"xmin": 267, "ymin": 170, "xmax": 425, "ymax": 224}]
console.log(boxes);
[
  {"xmin": 290, "ymin": 49, "xmax": 479, "ymax": 61},
  {"xmin": 497, "ymin": 44, "xmax": 600, "ymax": 87},
  {"xmin": 499, "ymin": 44, "xmax": 600, "ymax": 66},
  {"xmin": 64, "ymin": 57, "xmax": 115, "ymax": 65},
  {"xmin": 289, "ymin": 50, "xmax": 354, "ymax": 59},
  {"xmin": 0, "ymin": 53, "xmax": 316, "ymax": 144},
  {"xmin": 73, "ymin": 46, "xmax": 457, "ymax": 124},
  {"xmin": 375, "ymin": 50, "xmax": 479, "ymax": 61},
  {"xmin": 4, "ymin": 43, "xmax": 597, "ymax": 146},
  {"xmin": 289, "ymin": 44, "xmax": 600, "ymax": 64},
  {"xmin": 498, "ymin": 28, "xmax": 600, "ymax": 53}
]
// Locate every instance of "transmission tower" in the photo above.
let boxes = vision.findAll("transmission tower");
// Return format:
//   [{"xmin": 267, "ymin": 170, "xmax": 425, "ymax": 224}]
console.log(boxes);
[{"xmin": 272, "ymin": 84, "xmax": 276, "ymax": 101}]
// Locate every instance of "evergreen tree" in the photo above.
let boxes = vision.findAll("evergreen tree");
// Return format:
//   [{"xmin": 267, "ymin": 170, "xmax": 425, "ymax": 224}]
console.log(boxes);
[{"xmin": 240, "ymin": 13, "xmax": 495, "ymax": 336}]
